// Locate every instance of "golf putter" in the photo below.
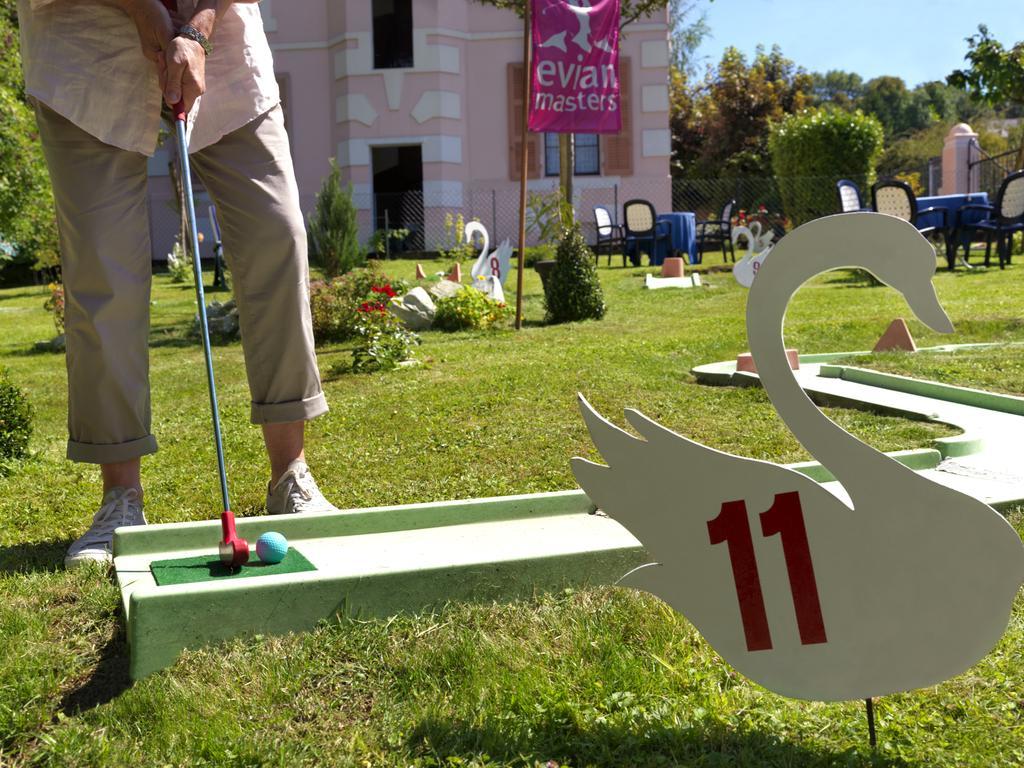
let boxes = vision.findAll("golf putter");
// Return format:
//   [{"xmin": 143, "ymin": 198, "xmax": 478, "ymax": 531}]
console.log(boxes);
[{"xmin": 160, "ymin": 2, "xmax": 249, "ymax": 568}]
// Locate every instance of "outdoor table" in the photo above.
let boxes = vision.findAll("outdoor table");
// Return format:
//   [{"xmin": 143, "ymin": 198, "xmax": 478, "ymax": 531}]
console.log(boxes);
[
  {"xmin": 659, "ymin": 212, "xmax": 698, "ymax": 264},
  {"xmin": 917, "ymin": 192, "xmax": 990, "ymax": 268},
  {"xmin": 627, "ymin": 212, "xmax": 697, "ymax": 266}
]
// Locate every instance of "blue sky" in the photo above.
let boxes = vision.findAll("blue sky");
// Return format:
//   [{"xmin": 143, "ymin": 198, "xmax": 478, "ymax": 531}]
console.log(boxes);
[{"xmin": 690, "ymin": 0, "xmax": 1024, "ymax": 87}]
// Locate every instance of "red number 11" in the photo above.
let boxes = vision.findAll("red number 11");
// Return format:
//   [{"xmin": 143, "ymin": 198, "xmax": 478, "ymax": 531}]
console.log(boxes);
[{"xmin": 707, "ymin": 491, "xmax": 827, "ymax": 652}]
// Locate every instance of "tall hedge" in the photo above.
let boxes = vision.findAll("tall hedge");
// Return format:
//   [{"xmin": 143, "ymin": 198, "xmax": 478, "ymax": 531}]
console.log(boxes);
[{"xmin": 768, "ymin": 108, "xmax": 884, "ymax": 226}]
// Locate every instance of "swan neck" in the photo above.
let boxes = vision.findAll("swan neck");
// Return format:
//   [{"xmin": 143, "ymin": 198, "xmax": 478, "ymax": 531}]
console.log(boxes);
[{"xmin": 746, "ymin": 256, "xmax": 881, "ymax": 497}]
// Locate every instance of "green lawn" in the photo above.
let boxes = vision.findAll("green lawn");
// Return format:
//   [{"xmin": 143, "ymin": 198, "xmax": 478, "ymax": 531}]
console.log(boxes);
[{"xmin": 0, "ymin": 256, "xmax": 1021, "ymax": 767}]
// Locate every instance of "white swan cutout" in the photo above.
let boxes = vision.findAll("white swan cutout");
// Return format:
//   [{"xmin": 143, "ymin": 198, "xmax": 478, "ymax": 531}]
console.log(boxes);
[
  {"xmin": 732, "ymin": 221, "xmax": 775, "ymax": 288},
  {"xmin": 572, "ymin": 213, "xmax": 1024, "ymax": 701},
  {"xmin": 466, "ymin": 221, "xmax": 513, "ymax": 289}
]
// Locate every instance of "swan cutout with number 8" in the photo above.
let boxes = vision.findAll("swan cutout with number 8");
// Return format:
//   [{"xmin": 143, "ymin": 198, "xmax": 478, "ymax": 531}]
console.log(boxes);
[{"xmin": 572, "ymin": 212, "xmax": 1024, "ymax": 701}]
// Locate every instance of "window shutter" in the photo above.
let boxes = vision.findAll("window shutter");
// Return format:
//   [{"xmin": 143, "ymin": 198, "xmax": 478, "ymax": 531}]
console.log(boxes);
[
  {"xmin": 601, "ymin": 58, "xmax": 632, "ymax": 176},
  {"xmin": 508, "ymin": 62, "xmax": 541, "ymax": 181}
]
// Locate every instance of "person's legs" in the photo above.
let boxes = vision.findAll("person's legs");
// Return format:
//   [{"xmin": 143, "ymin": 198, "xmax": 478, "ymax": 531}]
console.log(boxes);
[
  {"xmin": 262, "ymin": 421, "xmax": 304, "ymax": 487},
  {"xmin": 191, "ymin": 106, "xmax": 334, "ymax": 514},
  {"xmin": 34, "ymin": 102, "xmax": 153, "ymax": 565}
]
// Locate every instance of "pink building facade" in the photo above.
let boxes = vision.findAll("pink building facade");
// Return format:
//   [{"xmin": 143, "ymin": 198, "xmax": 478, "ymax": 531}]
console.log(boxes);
[{"xmin": 147, "ymin": 0, "xmax": 672, "ymax": 258}]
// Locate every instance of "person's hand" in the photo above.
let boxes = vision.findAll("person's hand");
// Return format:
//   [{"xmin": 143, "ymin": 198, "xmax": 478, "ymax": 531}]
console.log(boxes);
[
  {"xmin": 120, "ymin": 0, "xmax": 175, "ymax": 65},
  {"xmin": 160, "ymin": 35, "xmax": 206, "ymax": 114}
]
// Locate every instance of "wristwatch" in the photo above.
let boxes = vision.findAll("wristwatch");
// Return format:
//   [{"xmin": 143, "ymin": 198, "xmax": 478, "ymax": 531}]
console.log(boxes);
[{"xmin": 177, "ymin": 24, "xmax": 212, "ymax": 56}]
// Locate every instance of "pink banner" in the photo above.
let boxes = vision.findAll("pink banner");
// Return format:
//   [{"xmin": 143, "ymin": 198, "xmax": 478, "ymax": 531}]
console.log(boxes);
[{"xmin": 528, "ymin": 0, "xmax": 621, "ymax": 134}]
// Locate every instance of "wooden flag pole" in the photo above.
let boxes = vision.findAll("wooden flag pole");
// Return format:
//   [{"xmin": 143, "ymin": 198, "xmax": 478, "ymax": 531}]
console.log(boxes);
[{"xmin": 514, "ymin": 0, "xmax": 532, "ymax": 331}]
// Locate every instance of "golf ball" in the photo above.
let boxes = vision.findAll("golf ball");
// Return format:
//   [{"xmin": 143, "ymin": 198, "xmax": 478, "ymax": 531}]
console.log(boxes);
[{"xmin": 256, "ymin": 532, "xmax": 289, "ymax": 564}]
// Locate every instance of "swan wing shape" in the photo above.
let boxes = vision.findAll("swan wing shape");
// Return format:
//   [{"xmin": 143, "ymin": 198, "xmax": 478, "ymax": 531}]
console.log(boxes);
[{"xmin": 572, "ymin": 395, "xmax": 1024, "ymax": 702}]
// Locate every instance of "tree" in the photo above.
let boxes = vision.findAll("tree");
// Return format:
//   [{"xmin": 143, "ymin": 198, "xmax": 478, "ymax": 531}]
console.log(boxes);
[
  {"xmin": 682, "ymin": 45, "xmax": 812, "ymax": 177},
  {"xmin": 857, "ymin": 76, "xmax": 935, "ymax": 138},
  {"xmin": 0, "ymin": 0, "xmax": 59, "ymax": 274},
  {"xmin": 306, "ymin": 160, "xmax": 364, "ymax": 279},
  {"xmin": 948, "ymin": 25, "xmax": 1024, "ymax": 168},
  {"xmin": 668, "ymin": 0, "xmax": 708, "ymax": 75},
  {"xmin": 809, "ymin": 70, "xmax": 864, "ymax": 109}
]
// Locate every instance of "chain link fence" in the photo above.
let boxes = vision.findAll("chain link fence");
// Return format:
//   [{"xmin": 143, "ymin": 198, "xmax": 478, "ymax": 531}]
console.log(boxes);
[
  {"xmin": 147, "ymin": 173, "xmax": 883, "ymax": 262},
  {"xmin": 352, "ymin": 175, "xmax": 873, "ymax": 258}
]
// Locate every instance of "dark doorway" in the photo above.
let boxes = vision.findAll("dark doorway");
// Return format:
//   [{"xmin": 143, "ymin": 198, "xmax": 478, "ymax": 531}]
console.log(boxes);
[{"xmin": 372, "ymin": 145, "xmax": 424, "ymax": 251}]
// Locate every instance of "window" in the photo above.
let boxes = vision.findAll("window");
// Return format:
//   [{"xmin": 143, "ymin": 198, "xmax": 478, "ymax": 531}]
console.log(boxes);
[
  {"xmin": 544, "ymin": 133, "xmax": 601, "ymax": 177},
  {"xmin": 373, "ymin": 0, "xmax": 413, "ymax": 69}
]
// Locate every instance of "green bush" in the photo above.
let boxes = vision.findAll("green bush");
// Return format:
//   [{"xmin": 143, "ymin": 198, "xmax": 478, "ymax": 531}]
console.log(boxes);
[
  {"xmin": 351, "ymin": 308, "xmax": 419, "ymax": 372},
  {"xmin": 524, "ymin": 244, "xmax": 556, "ymax": 267},
  {"xmin": 433, "ymin": 286, "xmax": 511, "ymax": 332},
  {"xmin": 769, "ymin": 107, "xmax": 884, "ymax": 225},
  {"xmin": 309, "ymin": 264, "xmax": 405, "ymax": 344},
  {"xmin": 0, "ymin": 369, "xmax": 32, "ymax": 462},
  {"xmin": 307, "ymin": 159, "xmax": 364, "ymax": 278},
  {"xmin": 544, "ymin": 224, "xmax": 606, "ymax": 324}
]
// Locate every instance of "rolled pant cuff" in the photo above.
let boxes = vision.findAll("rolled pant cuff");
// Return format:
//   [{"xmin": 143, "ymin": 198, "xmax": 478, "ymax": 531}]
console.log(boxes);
[
  {"xmin": 251, "ymin": 393, "xmax": 329, "ymax": 425},
  {"xmin": 67, "ymin": 434, "xmax": 159, "ymax": 464}
]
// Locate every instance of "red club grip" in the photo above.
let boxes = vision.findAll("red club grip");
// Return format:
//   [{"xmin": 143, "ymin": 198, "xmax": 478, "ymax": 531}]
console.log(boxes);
[{"xmin": 158, "ymin": 0, "xmax": 186, "ymax": 121}]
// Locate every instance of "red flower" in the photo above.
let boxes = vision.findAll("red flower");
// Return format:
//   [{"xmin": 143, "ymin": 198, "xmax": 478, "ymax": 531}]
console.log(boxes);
[
  {"xmin": 371, "ymin": 284, "xmax": 397, "ymax": 298},
  {"xmin": 358, "ymin": 301, "xmax": 387, "ymax": 314}
]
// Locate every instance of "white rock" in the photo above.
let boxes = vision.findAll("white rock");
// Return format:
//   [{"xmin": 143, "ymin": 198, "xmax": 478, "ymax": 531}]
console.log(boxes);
[
  {"xmin": 389, "ymin": 287, "xmax": 436, "ymax": 331},
  {"xmin": 428, "ymin": 280, "xmax": 463, "ymax": 301}
]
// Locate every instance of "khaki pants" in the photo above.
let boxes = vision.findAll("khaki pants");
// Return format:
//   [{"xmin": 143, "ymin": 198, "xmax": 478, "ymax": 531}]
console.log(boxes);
[{"xmin": 35, "ymin": 102, "xmax": 327, "ymax": 464}]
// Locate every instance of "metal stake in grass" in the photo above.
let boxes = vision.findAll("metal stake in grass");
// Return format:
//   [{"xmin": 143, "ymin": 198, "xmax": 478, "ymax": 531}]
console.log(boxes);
[
  {"xmin": 865, "ymin": 697, "xmax": 877, "ymax": 749},
  {"xmin": 160, "ymin": 7, "xmax": 249, "ymax": 569}
]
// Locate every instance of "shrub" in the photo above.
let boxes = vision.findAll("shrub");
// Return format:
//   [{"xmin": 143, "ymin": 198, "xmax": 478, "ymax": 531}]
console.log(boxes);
[
  {"xmin": 43, "ymin": 282, "xmax": 64, "ymax": 334},
  {"xmin": 307, "ymin": 159, "xmax": 364, "ymax": 278},
  {"xmin": 433, "ymin": 286, "xmax": 511, "ymax": 332},
  {"xmin": 166, "ymin": 238, "xmax": 192, "ymax": 283},
  {"xmin": 0, "ymin": 369, "xmax": 32, "ymax": 462},
  {"xmin": 544, "ymin": 224, "xmax": 606, "ymax": 324},
  {"xmin": 524, "ymin": 244, "xmax": 556, "ymax": 267},
  {"xmin": 436, "ymin": 213, "xmax": 477, "ymax": 263},
  {"xmin": 351, "ymin": 305, "xmax": 419, "ymax": 372},
  {"xmin": 526, "ymin": 190, "xmax": 564, "ymax": 243},
  {"xmin": 769, "ymin": 107, "xmax": 884, "ymax": 225},
  {"xmin": 309, "ymin": 265, "xmax": 406, "ymax": 344},
  {"xmin": 367, "ymin": 227, "xmax": 410, "ymax": 258}
]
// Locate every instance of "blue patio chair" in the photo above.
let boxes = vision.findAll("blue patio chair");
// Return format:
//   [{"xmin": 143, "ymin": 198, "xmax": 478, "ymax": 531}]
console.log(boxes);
[
  {"xmin": 593, "ymin": 205, "xmax": 627, "ymax": 267},
  {"xmin": 871, "ymin": 180, "xmax": 952, "ymax": 264},
  {"xmin": 623, "ymin": 199, "xmax": 671, "ymax": 266},
  {"xmin": 955, "ymin": 170, "xmax": 1024, "ymax": 269},
  {"xmin": 696, "ymin": 198, "xmax": 737, "ymax": 263},
  {"xmin": 836, "ymin": 179, "xmax": 868, "ymax": 213}
]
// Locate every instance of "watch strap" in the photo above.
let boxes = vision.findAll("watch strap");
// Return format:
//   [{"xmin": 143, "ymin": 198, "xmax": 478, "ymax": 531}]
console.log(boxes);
[{"xmin": 177, "ymin": 24, "xmax": 212, "ymax": 56}]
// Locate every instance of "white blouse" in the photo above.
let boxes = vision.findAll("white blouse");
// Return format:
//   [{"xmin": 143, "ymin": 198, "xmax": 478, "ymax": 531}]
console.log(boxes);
[{"xmin": 18, "ymin": 0, "xmax": 280, "ymax": 155}]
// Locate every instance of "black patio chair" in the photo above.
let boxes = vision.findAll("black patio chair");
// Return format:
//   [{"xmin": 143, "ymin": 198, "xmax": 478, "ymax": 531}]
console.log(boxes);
[
  {"xmin": 622, "ymin": 199, "xmax": 671, "ymax": 266},
  {"xmin": 592, "ymin": 205, "xmax": 627, "ymax": 267},
  {"xmin": 871, "ymin": 180, "xmax": 952, "ymax": 268},
  {"xmin": 836, "ymin": 179, "xmax": 868, "ymax": 213},
  {"xmin": 696, "ymin": 198, "xmax": 736, "ymax": 263},
  {"xmin": 955, "ymin": 170, "xmax": 1024, "ymax": 269}
]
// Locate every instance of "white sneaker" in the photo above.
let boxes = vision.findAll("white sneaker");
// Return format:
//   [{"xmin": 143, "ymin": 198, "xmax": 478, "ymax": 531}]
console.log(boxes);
[
  {"xmin": 64, "ymin": 487, "xmax": 146, "ymax": 570},
  {"xmin": 266, "ymin": 460, "xmax": 340, "ymax": 515}
]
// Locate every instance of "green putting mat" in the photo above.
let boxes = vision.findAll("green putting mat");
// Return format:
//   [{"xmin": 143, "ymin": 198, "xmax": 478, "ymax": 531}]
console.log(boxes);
[{"xmin": 150, "ymin": 549, "xmax": 316, "ymax": 586}]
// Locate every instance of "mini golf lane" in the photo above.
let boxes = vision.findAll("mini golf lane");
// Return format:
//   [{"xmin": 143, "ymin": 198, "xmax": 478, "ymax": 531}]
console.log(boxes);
[
  {"xmin": 693, "ymin": 343, "xmax": 1024, "ymax": 509},
  {"xmin": 115, "ymin": 343, "xmax": 1024, "ymax": 679},
  {"xmin": 114, "ymin": 491, "xmax": 648, "ymax": 679}
]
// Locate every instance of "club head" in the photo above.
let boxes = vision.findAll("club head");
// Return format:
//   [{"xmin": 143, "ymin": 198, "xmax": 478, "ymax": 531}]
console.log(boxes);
[
  {"xmin": 219, "ymin": 510, "xmax": 249, "ymax": 567},
  {"xmin": 219, "ymin": 537, "xmax": 250, "ymax": 568}
]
